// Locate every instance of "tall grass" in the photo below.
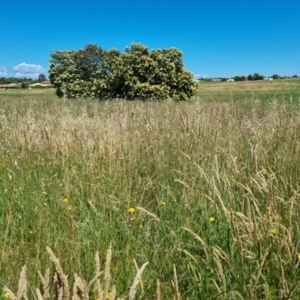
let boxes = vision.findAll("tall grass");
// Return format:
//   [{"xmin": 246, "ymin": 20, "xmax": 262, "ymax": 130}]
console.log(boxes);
[{"xmin": 1, "ymin": 92, "xmax": 300, "ymax": 299}]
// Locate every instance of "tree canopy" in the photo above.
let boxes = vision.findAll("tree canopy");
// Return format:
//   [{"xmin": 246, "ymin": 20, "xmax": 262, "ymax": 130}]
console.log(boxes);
[
  {"xmin": 49, "ymin": 43, "xmax": 197, "ymax": 101},
  {"xmin": 38, "ymin": 74, "xmax": 47, "ymax": 82}
]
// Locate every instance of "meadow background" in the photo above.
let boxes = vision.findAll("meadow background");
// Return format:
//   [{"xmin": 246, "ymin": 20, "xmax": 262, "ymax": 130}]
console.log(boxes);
[{"xmin": 1, "ymin": 79, "xmax": 300, "ymax": 299}]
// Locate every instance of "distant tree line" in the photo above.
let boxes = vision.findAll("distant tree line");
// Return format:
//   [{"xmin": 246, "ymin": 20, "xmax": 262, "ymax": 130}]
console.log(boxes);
[
  {"xmin": 49, "ymin": 43, "xmax": 197, "ymax": 101},
  {"xmin": 231, "ymin": 74, "xmax": 298, "ymax": 81},
  {"xmin": 0, "ymin": 77, "xmax": 35, "ymax": 85},
  {"xmin": 0, "ymin": 74, "xmax": 48, "ymax": 85},
  {"xmin": 198, "ymin": 74, "xmax": 298, "ymax": 82},
  {"xmin": 233, "ymin": 73, "xmax": 264, "ymax": 81}
]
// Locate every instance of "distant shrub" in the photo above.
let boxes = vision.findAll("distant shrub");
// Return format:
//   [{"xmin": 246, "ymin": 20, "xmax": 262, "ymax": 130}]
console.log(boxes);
[{"xmin": 21, "ymin": 82, "xmax": 29, "ymax": 89}]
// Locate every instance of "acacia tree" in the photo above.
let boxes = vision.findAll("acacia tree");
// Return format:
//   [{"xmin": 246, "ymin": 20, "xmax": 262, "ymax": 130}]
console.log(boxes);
[{"xmin": 49, "ymin": 43, "xmax": 196, "ymax": 100}]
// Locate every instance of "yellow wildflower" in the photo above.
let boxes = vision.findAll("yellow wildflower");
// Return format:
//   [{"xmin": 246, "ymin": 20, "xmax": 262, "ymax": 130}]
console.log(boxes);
[
  {"xmin": 262, "ymin": 170, "xmax": 267, "ymax": 175},
  {"xmin": 29, "ymin": 230, "xmax": 34, "ymax": 234},
  {"xmin": 270, "ymin": 228, "xmax": 278, "ymax": 235},
  {"xmin": 67, "ymin": 206, "xmax": 72, "ymax": 211},
  {"xmin": 63, "ymin": 197, "xmax": 69, "ymax": 203},
  {"xmin": 160, "ymin": 201, "xmax": 166, "ymax": 206},
  {"xmin": 147, "ymin": 181, "xmax": 154, "ymax": 188},
  {"xmin": 298, "ymin": 253, "xmax": 300, "ymax": 261},
  {"xmin": 128, "ymin": 207, "xmax": 135, "ymax": 213},
  {"xmin": 96, "ymin": 293, "xmax": 110, "ymax": 300},
  {"xmin": 3, "ymin": 292, "xmax": 9, "ymax": 299},
  {"xmin": 209, "ymin": 217, "xmax": 215, "ymax": 222}
]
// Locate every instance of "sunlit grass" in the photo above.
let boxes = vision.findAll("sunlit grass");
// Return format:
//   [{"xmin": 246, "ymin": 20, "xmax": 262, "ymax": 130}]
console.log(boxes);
[{"xmin": 1, "ymin": 86, "xmax": 300, "ymax": 298}]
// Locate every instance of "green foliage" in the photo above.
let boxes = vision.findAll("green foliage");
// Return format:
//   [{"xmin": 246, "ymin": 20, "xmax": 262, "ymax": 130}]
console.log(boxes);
[
  {"xmin": 246, "ymin": 73, "xmax": 265, "ymax": 81},
  {"xmin": 198, "ymin": 77, "xmax": 210, "ymax": 82},
  {"xmin": 38, "ymin": 74, "xmax": 47, "ymax": 82},
  {"xmin": 0, "ymin": 77, "xmax": 36, "ymax": 84},
  {"xmin": 233, "ymin": 75, "xmax": 246, "ymax": 81},
  {"xmin": 252, "ymin": 73, "xmax": 264, "ymax": 80},
  {"xmin": 49, "ymin": 43, "xmax": 197, "ymax": 101},
  {"xmin": 21, "ymin": 82, "xmax": 29, "ymax": 89}
]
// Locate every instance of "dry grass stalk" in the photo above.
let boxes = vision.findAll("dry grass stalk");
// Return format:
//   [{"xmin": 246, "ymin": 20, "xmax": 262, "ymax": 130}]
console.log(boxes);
[
  {"xmin": 95, "ymin": 251, "xmax": 100, "ymax": 276},
  {"xmin": 180, "ymin": 249, "xmax": 198, "ymax": 263},
  {"xmin": 0, "ymin": 206, "xmax": 12, "ymax": 273},
  {"xmin": 240, "ymin": 195, "xmax": 265, "ymax": 240},
  {"xmin": 246, "ymin": 194, "xmax": 264, "ymax": 221},
  {"xmin": 213, "ymin": 250, "xmax": 224, "ymax": 284},
  {"xmin": 213, "ymin": 183, "xmax": 229, "ymax": 218},
  {"xmin": 172, "ymin": 264, "xmax": 180, "ymax": 300},
  {"xmin": 136, "ymin": 207, "xmax": 160, "ymax": 221},
  {"xmin": 254, "ymin": 248, "xmax": 269, "ymax": 285},
  {"xmin": 212, "ymin": 155, "xmax": 221, "ymax": 184},
  {"xmin": 183, "ymin": 227, "xmax": 208, "ymax": 259},
  {"xmin": 109, "ymin": 285, "xmax": 116, "ymax": 300},
  {"xmin": 94, "ymin": 251, "xmax": 104, "ymax": 300},
  {"xmin": 86, "ymin": 272, "xmax": 102, "ymax": 293},
  {"xmin": 213, "ymin": 246, "xmax": 230, "ymax": 266},
  {"xmin": 174, "ymin": 179, "xmax": 193, "ymax": 192},
  {"xmin": 85, "ymin": 252, "xmax": 103, "ymax": 294},
  {"xmin": 96, "ymin": 279, "xmax": 104, "ymax": 300},
  {"xmin": 15, "ymin": 265, "xmax": 28, "ymax": 300},
  {"xmin": 35, "ymin": 288, "xmax": 44, "ymax": 300},
  {"xmin": 58, "ymin": 289, "xmax": 63, "ymax": 300},
  {"xmin": 278, "ymin": 256, "xmax": 289, "ymax": 296},
  {"xmin": 46, "ymin": 247, "xmax": 69, "ymax": 300},
  {"xmin": 54, "ymin": 273, "xmax": 64, "ymax": 300},
  {"xmin": 3, "ymin": 287, "xmax": 17, "ymax": 300},
  {"xmin": 156, "ymin": 279, "xmax": 161, "ymax": 300},
  {"xmin": 37, "ymin": 268, "xmax": 50, "ymax": 300},
  {"xmin": 128, "ymin": 261, "xmax": 149, "ymax": 300},
  {"xmin": 229, "ymin": 291, "xmax": 244, "ymax": 299},
  {"xmin": 229, "ymin": 210, "xmax": 261, "ymax": 251},
  {"xmin": 212, "ymin": 280, "xmax": 222, "ymax": 294},
  {"xmin": 133, "ymin": 259, "xmax": 144, "ymax": 293},
  {"xmin": 104, "ymin": 243, "xmax": 112, "ymax": 298},
  {"xmin": 87, "ymin": 200, "xmax": 97, "ymax": 213},
  {"xmin": 289, "ymin": 193, "xmax": 296, "ymax": 225},
  {"xmin": 72, "ymin": 275, "xmax": 87, "ymax": 300}
]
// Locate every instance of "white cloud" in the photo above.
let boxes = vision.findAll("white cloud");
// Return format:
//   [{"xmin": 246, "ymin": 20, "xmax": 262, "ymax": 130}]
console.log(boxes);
[
  {"xmin": 193, "ymin": 73, "xmax": 208, "ymax": 79},
  {"xmin": 0, "ymin": 66, "xmax": 8, "ymax": 76},
  {"xmin": 13, "ymin": 62, "xmax": 46, "ymax": 78}
]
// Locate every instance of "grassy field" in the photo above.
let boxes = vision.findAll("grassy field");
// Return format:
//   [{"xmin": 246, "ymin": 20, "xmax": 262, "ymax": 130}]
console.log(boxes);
[
  {"xmin": 1, "ymin": 80, "xmax": 300, "ymax": 299},
  {"xmin": 197, "ymin": 78, "xmax": 300, "ymax": 103}
]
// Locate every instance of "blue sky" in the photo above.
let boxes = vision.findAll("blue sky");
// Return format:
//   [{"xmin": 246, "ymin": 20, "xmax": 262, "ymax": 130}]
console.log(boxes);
[{"xmin": 1, "ymin": 0, "xmax": 299, "ymax": 79}]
